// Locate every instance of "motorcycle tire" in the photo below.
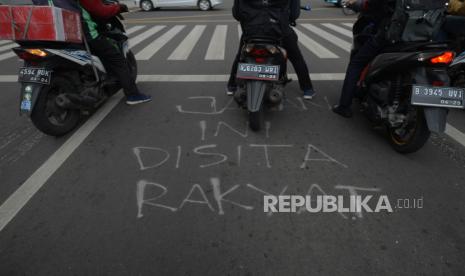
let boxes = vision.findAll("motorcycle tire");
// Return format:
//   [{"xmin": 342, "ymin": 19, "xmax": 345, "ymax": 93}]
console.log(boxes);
[
  {"xmin": 387, "ymin": 107, "xmax": 431, "ymax": 154},
  {"xmin": 249, "ymin": 108, "xmax": 263, "ymax": 131},
  {"xmin": 31, "ymin": 77, "xmax": 81, "ymax": 137}
]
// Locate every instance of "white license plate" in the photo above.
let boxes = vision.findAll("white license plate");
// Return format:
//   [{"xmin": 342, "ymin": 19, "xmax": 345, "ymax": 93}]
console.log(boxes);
[
  {"xmin": 411, "ymin": 85, "xmax": 465, "ymax": 109},
  {"xmin": 237, "ymin": 63, "xmax": 280, "ymax": 81}
]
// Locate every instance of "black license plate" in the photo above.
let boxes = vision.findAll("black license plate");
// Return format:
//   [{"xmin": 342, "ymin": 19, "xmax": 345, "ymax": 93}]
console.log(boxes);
[
  {"xmin": 18, "ymin": 67, "xmax": 52, "ymax": 85},
  {"xmin": 411, "ymin": 85, "xmax": 465, "ymax": 109},
  {"xmin": 237, "ymin": 63, "xmax": 280, "ymax": 81}
]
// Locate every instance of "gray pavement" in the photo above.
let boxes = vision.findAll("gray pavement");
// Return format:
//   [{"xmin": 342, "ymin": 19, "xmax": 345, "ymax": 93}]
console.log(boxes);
[{"xmin": 0, "ymin": 1, "xmax": 465, "ymax": 275}]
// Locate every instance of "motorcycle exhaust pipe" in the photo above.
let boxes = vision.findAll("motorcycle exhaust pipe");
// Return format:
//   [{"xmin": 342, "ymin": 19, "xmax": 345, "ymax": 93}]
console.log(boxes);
[{"xmin": 268, "ymin": 87, "xmax": 283, "ymax": 104}]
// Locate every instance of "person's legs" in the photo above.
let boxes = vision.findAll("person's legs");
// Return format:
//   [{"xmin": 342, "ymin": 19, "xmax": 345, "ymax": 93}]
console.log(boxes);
[
  {"xmin": 334, "ymin": 37, "xmax": 381, "ymax": 117},
  {"xmin": 282, "ymin": 30, "xmax": 315, "ymax": 99},
  {"xmin": 88, "ymin": 38, "xmax": 150, "ymax": 104},
  {"xmin": 227, "ymin": 37, "xmax": 245, "ymax": 95}
]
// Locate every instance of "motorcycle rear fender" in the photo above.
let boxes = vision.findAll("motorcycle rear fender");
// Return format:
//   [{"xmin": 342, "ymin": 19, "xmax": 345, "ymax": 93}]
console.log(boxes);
[
  {"xmin": 410, "ymin": 66, "xmax": 450, "ymax": 86},
  {"xmin": 246, "ymin": 81, "xmax": 267, "ymax": 113},
  {"xmin": 423, "ymin": 107, "xmax": 448, "ymax": 133},
  {"xmin": 19, "ymin": 83, "xmax": 45, "ymax": 116},
  {"xmin": 410, "ymin": 67, "xmax": 450, "ymax": 133}
]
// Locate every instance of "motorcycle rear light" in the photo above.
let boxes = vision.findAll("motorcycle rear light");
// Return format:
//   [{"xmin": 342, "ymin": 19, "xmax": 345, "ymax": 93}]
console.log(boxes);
[
  {"xmin": 255, "ymin": 57, "xmax": 266, "ymax": 63},
  {"xmin": 430, "ymin": 52, "xmax": 454, "ymax": 64},
  {"xmin": 25, "ymin": 49, "xmax": 48, "ymax": 57},
  {"xmin": 432, "ymin": 81, "xmax": 445, "ymax": 87},
  {"xmin": 266, "ymin": 45, "xmax": 279, "ymax": 54},
  {"xmin": 251, "ymin": 48, "xmax": 269, "ymax": 57},
  {"xmin": 14, "ymin": 48, "xmax": 47, "ymax": 61}
]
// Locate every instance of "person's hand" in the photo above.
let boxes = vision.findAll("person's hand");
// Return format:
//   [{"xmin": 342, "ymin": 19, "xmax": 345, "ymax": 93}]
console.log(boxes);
[{"xmin": 119, "ymin": 4, "xmax": 129, "ymax": 13}]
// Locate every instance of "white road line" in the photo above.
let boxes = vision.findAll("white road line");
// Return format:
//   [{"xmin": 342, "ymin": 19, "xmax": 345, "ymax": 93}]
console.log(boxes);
[
  {"xmin": 301, "ymin": 24, "xmax": 352, "ymax": 52},
  {"xmin": 205, "ymin": 25, "xmax": 228, "ymax": 60},
  {"xmin": 0, "ymin": 52, "xmax": 16, "ymax": 62},
  {"xmin": 0, "ymin": 75, "xmax": 16, "ymax": 82},
  {"xmin": 0, "ymin": 43, "xmax": 19, "ymax": 53},
  {"xmin": 128, "ymin": 25, "xmax": 166, "ymax": 49},
  {"xmin": 446, "ymin": 123, "xmax": 465, "ymax": 148},
  {"xmin": 293, "ymin": 28, "xmax": 339, "ymax": 59},
  {"xmin": 136, "ymin": 25, "xmax": 185, "ymax": 60},
  {"xmin": 238, "ymin": 24, "xmax": 242, "ymax": 39},
  {"xmin": 0, "ymin": 92, "xmax": 124, "ymax": 232},
  {"xmin": 342, "ymin": 23, "xmax": 354, "ymax": 28},
  {"xmin": 0, "ymin": 73, "xmax": 345, "ymax": 82},
  {"xmin": 168, "ymin": 25, "xmax": 206, "ymax": 60},
  {"xmin": 137, "ymin": 73, "xmax": 345, "ymax": 82},
  {"xmin": 125, "ymin": 25, "xmax": 146, "ymax": 35},
  {"xmin": 0, "ymin": 40, "xmax": 12, "ymax": 46},
  {"xmin": 321, "ymin": 23, "xmax": 353, "ymax": 38}
]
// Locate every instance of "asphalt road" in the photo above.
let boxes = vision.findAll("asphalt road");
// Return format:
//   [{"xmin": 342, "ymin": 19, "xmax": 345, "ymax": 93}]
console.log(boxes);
[{"xmin": 1, "ymin": 1, "xmax": 465, "ymax": 275}]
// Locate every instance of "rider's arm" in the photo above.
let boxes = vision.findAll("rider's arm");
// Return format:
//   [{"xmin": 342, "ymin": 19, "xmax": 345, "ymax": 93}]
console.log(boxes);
[
  {"xmin": 289, "ymin": 0, "xmax": 301, "ymax": 23},
  {"xmin": 80, "ymin": 0, "xmax": 121, "ymax": 20}
]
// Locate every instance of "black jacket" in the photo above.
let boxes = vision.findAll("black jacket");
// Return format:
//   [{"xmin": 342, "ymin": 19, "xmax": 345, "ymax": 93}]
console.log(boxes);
[
  {"xmin": 352, "ymin": 0, "xmax": 396, "ymax": 43},
  {"xmin": 233, "ymin": 0, "xmax": 301, "ymax": 38}
]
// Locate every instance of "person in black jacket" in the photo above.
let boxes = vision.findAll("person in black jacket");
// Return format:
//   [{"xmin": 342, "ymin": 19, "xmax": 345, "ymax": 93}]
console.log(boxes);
[
  {"xmin": 332, "ymin": 0, "xmax": 395, "ymax": 118},
  {"xmin": 227, "ymin": 0, "xmax": 316, "ymax": 100}
]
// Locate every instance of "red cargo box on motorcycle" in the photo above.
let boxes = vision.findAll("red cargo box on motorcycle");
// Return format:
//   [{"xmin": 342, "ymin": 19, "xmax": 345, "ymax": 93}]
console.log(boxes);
[{"xmin": 0, "ymin": 5, "xmax": 82, "ymax": 43}]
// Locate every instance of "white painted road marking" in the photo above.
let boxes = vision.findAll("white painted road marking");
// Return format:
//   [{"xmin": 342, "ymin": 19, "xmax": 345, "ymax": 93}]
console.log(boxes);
[
  {"xmin": 0, "ymin": 92, "xmax": 124, "ymax": 232},
  {"xmin": 446, "ymin": 123, "xmax": 465, "ymax": 148},
  {"xmin": 301, "ymin": 24, "xmax": 352, "ymax": 52},
  {"xmin": 321, "ymin": 23, "xmax": 353, "ymax": 38},
  {"xmin": 125, "ymin": 25, "xmax": 146, "ymax": 36},
  {"xmin": 135, "ymin": 73, "xmax": 345, "ymax": 82},
  {"xmin": 168, "ymin": 25, "xmax": 206, "ymax": 60},
  {"xmin": 0, "ymin": 52, "xmax": 16, "ymax": 62},
  {"xmin": 136, "ymin": 25, "xmax": 186, "ymax": 60},
  {"xmin": 205, "ymin": 25, "xmax": 228, "ymax": 60},
  {"xmin": 342, "ymin": 23, "xmax": 354, "ymax": 28},
  {"xmin": 0, "ymin": 43, "xmax": 19, "ymax": 53},
  {"xmin": 293, "ymin": 28, "xmax": 339, "ymax": 59},
  {"xmin": 129, "ymin": 25, "xmax": 166, "ymax": 49}
]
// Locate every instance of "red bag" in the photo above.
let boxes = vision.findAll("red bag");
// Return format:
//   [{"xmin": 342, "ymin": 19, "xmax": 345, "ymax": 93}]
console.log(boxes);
[{"xmin": 0, "ymin": 5, "xmax": 82, "ymax": 43}]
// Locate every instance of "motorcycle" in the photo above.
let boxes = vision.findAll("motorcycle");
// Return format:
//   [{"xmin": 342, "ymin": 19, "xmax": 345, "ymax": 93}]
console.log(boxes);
[
  {"xmin": 234, "ymin": 36, "xmax": 289, "ymax": 131},
  {"xmin": 355, "ymin": 38, "xmax": 464, "ymax": 153},
  {"xmin": 13, "ymin": 5, "xmax": 136, "ymax": 137},
  {"xmin": 234, "ymin": 5, "xmax": 311, "ymax": 131}
]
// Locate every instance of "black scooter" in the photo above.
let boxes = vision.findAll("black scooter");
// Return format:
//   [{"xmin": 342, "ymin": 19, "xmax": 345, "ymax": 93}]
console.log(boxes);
[
  {"xmin": 13, "ymin": 6, "xmax": 136, "ymax": 137},
  {"xmin": 356, "ymin": 37, "xmax": 463, "ymax": 153},
  {"xmin": 234, "ymin": 5, "xmax": 311, "ymax": 131},
  {"xmin": 234, "ymin": 36, "xmax": 289, "ymax": 131}
]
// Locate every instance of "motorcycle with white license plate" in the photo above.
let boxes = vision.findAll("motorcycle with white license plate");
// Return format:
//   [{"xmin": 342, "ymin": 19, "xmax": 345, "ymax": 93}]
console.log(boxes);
[{"xmin": 13, "ymin": 9, "xmax": 136, "ymax": 137}]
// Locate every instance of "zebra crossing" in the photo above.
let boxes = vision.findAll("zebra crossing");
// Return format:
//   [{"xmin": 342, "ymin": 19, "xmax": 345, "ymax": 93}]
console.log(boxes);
[{"xmin": 0, "ymin": 22, "xmax": 354, "ymax": 64}]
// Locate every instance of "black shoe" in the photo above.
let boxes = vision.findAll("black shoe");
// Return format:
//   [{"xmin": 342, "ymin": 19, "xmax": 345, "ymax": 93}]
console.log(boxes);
[{"xmin": 332, "ymin": 105, "xmax": 353, "ymax": 118}]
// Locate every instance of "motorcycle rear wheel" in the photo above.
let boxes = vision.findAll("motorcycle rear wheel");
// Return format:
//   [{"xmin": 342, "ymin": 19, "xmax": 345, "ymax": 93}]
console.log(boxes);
[
  {"xmin": 249, "ymin": 108, "xmax": 264, "ymax": 131},
  {"xmin": 31, "ymin": 77, "xmax": 80, "ymax": 137},
  {"xmin": 387, "ymin": 107, "xmax": 430, "ymax": 154}
]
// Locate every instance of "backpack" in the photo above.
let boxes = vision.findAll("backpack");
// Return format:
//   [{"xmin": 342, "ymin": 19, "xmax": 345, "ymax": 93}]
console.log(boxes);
[
  {"xmin": 31, "ymin": 0, "xmax": 80, "ymax": 13},
  {"xmin": 386, "ymin": 0, "xmax": 448, "ymax": 44}
]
